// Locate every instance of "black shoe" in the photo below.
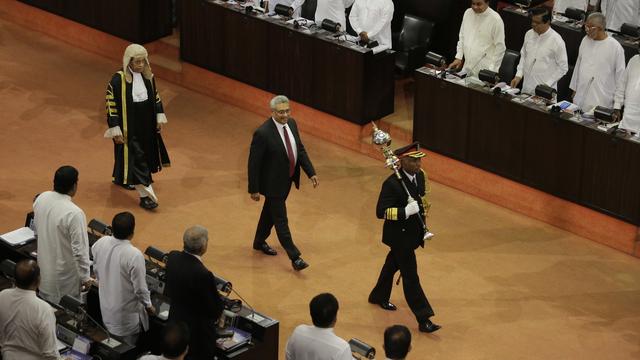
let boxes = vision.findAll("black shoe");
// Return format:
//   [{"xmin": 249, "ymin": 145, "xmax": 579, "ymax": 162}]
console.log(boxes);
[
  {"xmin": 253, "ymin": 243, "xmax": 277, "ymax": 256},
  {"xmin": 139, "ymin": 197, "xmax": 158, "ymax": 210},
  {"xmin": 113, "ymin": 181, "xmax": 135, "ymax": 190},
  {"xmin": 419, "ymin": 319, "xmax": 441, "ymax": 333},
  {"xmin": 292, "ymin": 257, "xmax": 309, "ymax": 271},
  {"xmin": 368, "ymin": 299, "xmax": 397, "ymax": 311}
]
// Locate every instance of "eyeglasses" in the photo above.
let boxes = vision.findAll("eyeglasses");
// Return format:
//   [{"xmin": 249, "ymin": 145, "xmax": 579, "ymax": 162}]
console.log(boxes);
[
  {"xmin": 584, "ymin": 24, "xmax": 602, "ymax": 31},
  {"xmin": 274, "ymin": 109, "xmax": 291, "ymax": 115}
]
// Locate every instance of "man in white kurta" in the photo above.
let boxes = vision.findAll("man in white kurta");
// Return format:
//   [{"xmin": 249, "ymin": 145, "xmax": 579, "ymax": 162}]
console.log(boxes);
[
  {"xmin": 449, "ymin": 0, "xmax": 506, "ymax": 77},
  {"xmin": 0, "ymin": 260, "xmax": 61, "ymax": 360},
  {"xmin": 92, "ymin": 212, "xmax": 154, "ymax": 345},
  {"xmin": 615, "ymin": 54, "xmax": 640, "ymax": 134},
  {"xmin": 512, "ymin": 8, "xmax": 569, "ymax": 95},
  {"xmin": 348, "ymin": 0, "xmax": 394, "ymax": 51},
  {"xmin": 599, "ymin": 0, "xmax": 640, "ymax": 32},
  {"xmin": 33, "ymin": 165, "xmax": 91, "ymax": 304},
  {"xmin": 570, "ymin": 13, "xmax": 626, "ymax": 112},
  {"xmin": 315, "ymin": 0, "xmax": 355, "ymax": 31}
]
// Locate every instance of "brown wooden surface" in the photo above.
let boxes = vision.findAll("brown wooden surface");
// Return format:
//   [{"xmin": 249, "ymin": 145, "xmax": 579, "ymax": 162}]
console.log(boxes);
[{"xmin": 414, "ymin": 68, "xmax": 640, "ymax": 225}]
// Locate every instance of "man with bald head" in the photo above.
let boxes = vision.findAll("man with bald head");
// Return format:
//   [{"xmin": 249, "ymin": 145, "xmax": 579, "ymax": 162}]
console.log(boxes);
[
  {"xmin": 570, "ymin": 12, "xmax": 625, "ymax": 112},
  {"xmin": 165, "ymin": 226, "xmax": 224, "ymax": 360},
  {"xmin": 0, "ymin": 260, "xmax": 61, "ymax": 359}
]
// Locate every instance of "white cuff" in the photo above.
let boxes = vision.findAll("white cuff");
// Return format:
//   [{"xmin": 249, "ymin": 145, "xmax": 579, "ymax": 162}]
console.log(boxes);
[
  {"xmin": 613, "ymin": 102, "xmax": 623, "ymax": 110},
  {"xmin": 157, "ymin": 113, "xmax": 168, "ymax": 124},
  {"xmin": 104, "ymin": 126, "xmax": 123, "ymax": 138}
]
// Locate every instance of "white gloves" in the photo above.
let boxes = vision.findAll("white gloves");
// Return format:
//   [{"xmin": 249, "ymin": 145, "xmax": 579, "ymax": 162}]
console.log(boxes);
[{"xmin": 404, "ymin": 201, "xmax": 419, "ymax": 217}]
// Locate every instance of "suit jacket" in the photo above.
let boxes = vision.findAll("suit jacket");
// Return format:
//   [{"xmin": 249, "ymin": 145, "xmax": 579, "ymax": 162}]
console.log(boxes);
[
  {"xmin": 376, "ymin": 169, "xmax": 429, "ymax": 250},
  {"xmin": 165, "ymin": 251, "xmax": 224, "ymax": 359},
  {"xmin": 248, "ymin": 118, "xmax": 316, "ymax": 197}
]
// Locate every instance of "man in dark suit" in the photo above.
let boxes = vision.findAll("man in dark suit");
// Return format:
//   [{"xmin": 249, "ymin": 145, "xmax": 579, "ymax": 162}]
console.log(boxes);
[
  {"xmin": 368, "ymin": 142, "xmax": 440, "ymax": 333},
  {"xmin": 248, "ymin": 95, "xmax": 319, "ymax": 271},
  {"xmin": 165, "ymin": 225, "xmax": 224, "ymax": 359}
]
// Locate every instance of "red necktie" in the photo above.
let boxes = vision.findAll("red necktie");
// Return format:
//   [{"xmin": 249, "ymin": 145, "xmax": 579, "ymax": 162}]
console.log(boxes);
[{"xmin": 283, "ymin": 125, "xmax": 295, "ymax": 177}]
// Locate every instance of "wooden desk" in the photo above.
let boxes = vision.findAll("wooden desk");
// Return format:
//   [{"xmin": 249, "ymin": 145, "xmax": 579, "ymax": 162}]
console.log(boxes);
[
  {"xmin": 180, "ymin": 0, "xmax": 395, "ymax": 124},
  {"xmin": 413, "ymin": 68, "xmax": 640, "ymax": 225},
  {"xmin": 19, "ymin": 0, "xmax": 172, "ymax": 43}
]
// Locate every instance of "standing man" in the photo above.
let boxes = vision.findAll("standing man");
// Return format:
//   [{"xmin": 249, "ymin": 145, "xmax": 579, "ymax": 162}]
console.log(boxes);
[
  {"xmin": 368, "ymin": 142, "xmax": 440, "ymax": 333},
  {"xmin": 105, "ymin": 43, "xmax": 170, "ymax": 210},
  {"xmin": 248, "ymin": 95, "xmax": 318, "ymax": 271},
  {"xmin": 553, "ymin": 0, "xmax": 593, "ymax": 14},
  {"xmin": 614, "ymin": 53, "xmax": 640, "ymax": 135},
  {"xmin": 0, "ymin": 260, "xmax": 61, "ymax": 360},
  {"xmin": 349, "ymin": 0, "xmax": 394, "ymax": 51},
  {"xmin": 33, "ymin": 165, "xmax": 91, "ymax": 304},
  {"xmin": 598, "ymin": 0, "xmax": 640, "ymax": 32},
  {"xmin": 165, "ymin": 226, "xmax": 224, "ymax": 360},
  {"xmin": 449, "ymin": 0, "xmax": 506, "ymax": 77},
  {"xmin": 570, "ymin": 12, "xmax": 626, "ymax": 112},
  {"xmin": 511, "ymin": 7, "xmax": 569, "ymax": 95},
  {"xmin": 91, "ymin": 212, "xmax": 155, "ymax": 345}
]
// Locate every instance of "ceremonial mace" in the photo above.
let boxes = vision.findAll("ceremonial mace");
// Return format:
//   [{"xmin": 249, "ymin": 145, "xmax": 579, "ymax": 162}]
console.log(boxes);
[{"xmin": 371, "ymin": 122, "xmax": 430, "ymax": 241}]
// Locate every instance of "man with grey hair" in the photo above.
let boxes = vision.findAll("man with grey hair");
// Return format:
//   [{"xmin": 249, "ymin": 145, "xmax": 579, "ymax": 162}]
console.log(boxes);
[
  {"xmin": 248, "ymin": 95, "xmax": 319, "ymax": 271},
  {"xmin": 165, "ymin": 225, "xmax": 224, "ymax": 359},
  {"xmin": 570, "ymin": 12, "xmax": 625, "ymax": 112}
]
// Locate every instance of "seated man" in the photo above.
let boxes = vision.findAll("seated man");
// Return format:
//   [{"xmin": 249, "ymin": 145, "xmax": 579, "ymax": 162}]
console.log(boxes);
[
  {"xmin": 285, "ymin": 293, "xmax": 353, "ymax": 360},
  {"xmin": 384, "ymin": 325, "xmax": 412, "ymax": 360},
  {"xmin": 139, "ymin": 322, "xmax": 190, "ymax": 360},
  {"xmin": 92, "ymin": 211, "xmax": 155, "ymax": 345},
  {"xmin": 0, "ymin": 260, "xmax": 61, "ymax": 360},
  {"xmin": 166, "ymin": 226, "xmax": 224, "ymax": 360},
  {"xmin": 511, "ymin": 7, "xmax": 568, "ymax": 95},
  {"xmin": 614, "ymin": 53, "xmax": 640, "ymax": 135},
  {"xmin": 349, "ymin": 0, "xmax": 394, "ymax": 51}
]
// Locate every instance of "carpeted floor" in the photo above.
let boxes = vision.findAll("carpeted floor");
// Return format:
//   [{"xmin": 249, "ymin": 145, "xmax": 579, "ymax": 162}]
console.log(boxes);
[{"xmin": 0, "ymin": 17, "xmax": 639, "ymax": 360}]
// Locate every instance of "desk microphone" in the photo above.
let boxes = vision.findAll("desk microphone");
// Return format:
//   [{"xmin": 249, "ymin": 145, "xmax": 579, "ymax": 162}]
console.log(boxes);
[
  {"xmin": 580, "ymin": 76, "xmax": 595, "ymax": 111},
  {"xmin": 466, "ymin": 53, "xmax": 487, "ymax": 77},
  {"xmin": 230, "ymin": 287, "xmax": 257, "ymax": 322}
]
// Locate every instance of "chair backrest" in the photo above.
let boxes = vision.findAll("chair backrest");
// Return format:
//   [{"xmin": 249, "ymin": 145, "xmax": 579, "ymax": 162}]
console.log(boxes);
[
  {"xmin": 499, "ymin": 49, "xmax": 521, "ymax": 83},
  {"xmin": 398, "ymin": 14, "xmax": 435, "ymax": 52}
]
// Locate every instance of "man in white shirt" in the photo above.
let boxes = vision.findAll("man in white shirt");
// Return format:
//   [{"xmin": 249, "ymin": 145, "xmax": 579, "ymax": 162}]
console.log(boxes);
[
  {"xmin": 139, "ymin": 322, "xmax": 190, "ymax": 360},
  {"xmin": 0, "ymin": 260, "xmax": 61, "ymax": 360},
  {"xmin": 449, "ymin": 0, "xmax": 506, "ymax": 77},
  {"xmin": 315, "ymin": 0, "xmax": 355, "ymax": 31},
  {"xmin": 511, "ymin": 7, "xmax": 569, "ymax": 95},
  {"xmin": 614, "ymin": 53, "xmax": 640, "ymax": 134},
  {"xmin": 92, "ymin": 211, "xmax": 155, "ymax": 345},
  {"xmin": 348, "ymin": 0, "xmax": 394, "ymax": 51},
  {"xmin": 33, "ymin": 165, "xmax": 92, "ymax": 304},
  {"xmin": 599, "ymin": 0, "xmax": 640, "ymax": 32},
  {"xmin": 285, "ymin": 293, "xmax": 354, "ymax": 360},
  {"xmin": 383, "ymin": 325, "xmax": 411, "ymax": 360},
  {"xmin": 570, "ymin": 12, "xmax": 626, "ymax": 112}
]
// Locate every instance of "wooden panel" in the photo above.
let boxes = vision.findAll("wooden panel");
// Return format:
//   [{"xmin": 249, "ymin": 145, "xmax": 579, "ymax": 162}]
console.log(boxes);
[{"xmin": 413, "ymin": 72, "xmax": 469, "ymax": 160}]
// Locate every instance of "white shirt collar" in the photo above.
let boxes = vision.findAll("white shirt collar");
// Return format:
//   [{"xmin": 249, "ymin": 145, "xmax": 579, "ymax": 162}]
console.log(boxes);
[
  {"xmin": 271, "ymin": 117, "xmax": 289, "ymax": 130},
  {"xmin": 186, "ymin": 251, "xmax": 202, "ymax": 263},
  {"xmin": 402, "ymin": 169, "xmax": 416, "ymax": 183}
]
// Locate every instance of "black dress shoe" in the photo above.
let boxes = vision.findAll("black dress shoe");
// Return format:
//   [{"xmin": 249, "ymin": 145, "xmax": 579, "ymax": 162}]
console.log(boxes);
[
  {"xmin": 292, "ymin": 257, "xmax": 309, "ymax": 271},
  {"xmin": 419, "ymin": 319, "xmax": 441, "ymax": 333},
  {"xmin": 139, "ymin": 197, "xmax": 158, "ymax": 210},
  {"xmin": 253, "ymin": 243, "xmax": 277, "ymax": 256},
  {"xmin": 368, "ymin": 299, "xmax": 397, "ymax": 311}
]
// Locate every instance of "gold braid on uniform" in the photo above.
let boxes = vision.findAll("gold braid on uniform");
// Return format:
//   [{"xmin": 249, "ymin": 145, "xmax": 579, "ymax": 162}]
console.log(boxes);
[
  {"xmin": 384, "ymin": 208, "xmax": 399, "ymax": 221},
  {"xmin": 420, "ymin": 169, "xmax": 432, "ymax": 216}
]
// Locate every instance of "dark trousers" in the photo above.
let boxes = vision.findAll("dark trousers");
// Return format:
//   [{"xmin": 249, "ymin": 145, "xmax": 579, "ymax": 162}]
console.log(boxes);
[
  {"xmin": 368, "ymin": 247, "xmax": 434, "ymax": 324},
  {"xmin": 253, "ymin": 191, "xmax": 301, "ymax": 261}
]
